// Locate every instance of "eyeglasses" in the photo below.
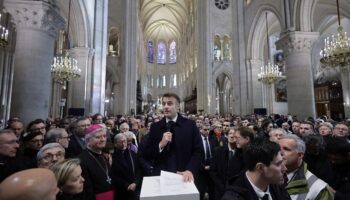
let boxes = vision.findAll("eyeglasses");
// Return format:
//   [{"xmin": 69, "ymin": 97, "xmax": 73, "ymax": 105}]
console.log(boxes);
[
  {"xmin": 41, "ymin": 152, "xmax": 65, "ymax": 161},
  {"xmin": 335, "ymin": 127, "xmax": 348, "ymax": 131},
  {"xmin": 223, "ymin": 125, "xmax": 230, "ymax": 127}
]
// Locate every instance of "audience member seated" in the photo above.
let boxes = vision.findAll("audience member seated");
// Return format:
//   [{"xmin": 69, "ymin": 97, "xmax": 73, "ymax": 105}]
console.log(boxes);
[
  {"xmin": 50, "ymin": 159, "xmax": 85, "ymax": 200},
  {"xmin": 37, "ymin": 143, "xmax": 65, "ymax": 168},
  {"xmin": 0, "ymin": 168, "xmax": 59, "ymax": 200}
]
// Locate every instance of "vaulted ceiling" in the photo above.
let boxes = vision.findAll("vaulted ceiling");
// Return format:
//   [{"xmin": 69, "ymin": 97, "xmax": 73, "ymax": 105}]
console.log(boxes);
[{"xmin": 140, "ymin": 0, "xmax": 190, "ymax": 42}]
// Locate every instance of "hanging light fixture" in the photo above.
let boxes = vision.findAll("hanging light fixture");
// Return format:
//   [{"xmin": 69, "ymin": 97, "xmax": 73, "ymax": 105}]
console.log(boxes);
[
  {"xmin": 0, "ymin": 12, "xmax": 9, "ymax": 48},
  {"xmin": 258, "ymin": 12, "xmax": 284, "ymax": 85},
  {"xmin": 320, "ymin": 0, "xmax": 350, "ymax": 67},
  {"xmin": 51, "ymin": 0, "xmax": 81, "ymax": 84}
]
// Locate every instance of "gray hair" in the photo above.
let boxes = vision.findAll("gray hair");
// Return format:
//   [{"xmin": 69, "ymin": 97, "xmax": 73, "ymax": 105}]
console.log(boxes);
[
  {"xmin": 269, "ymin": 128, "xmax": 287, "ymax": 137},
  {"xmin": 45, "ymin": 128, "xmax": 66, "ymax": 143},
  {"xmin": 114, "ymin": 133, "xmax": 127, "ymax": 143},
  {"xmin": 119, "ymin": 122, "xmax": 129, "ymax": 130},
  {"xmin": 281, "ymin": 134, "xmax": 306, "ymax": 153},
  {"xmin": 37, "ymin": 143, "xmax": 65, "ymax": 160}
]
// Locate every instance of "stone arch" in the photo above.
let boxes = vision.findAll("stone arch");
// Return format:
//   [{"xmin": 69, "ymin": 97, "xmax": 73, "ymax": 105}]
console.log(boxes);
[
  {"xmin": 212, "ymin": 65, "xmax": 234, "ymax": 89},
  {"xmin": 247, "ymin": 5, "xmax": 283, "ymax": 60},
  {"xmin": 57, "ymin": 0, "xmax": 90, "ymax": 47}
]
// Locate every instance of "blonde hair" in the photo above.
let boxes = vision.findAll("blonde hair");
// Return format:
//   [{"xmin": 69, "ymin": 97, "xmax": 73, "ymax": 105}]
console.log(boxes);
[{"xmin": 49, "ymin": 158, "xmax": 80, "ymax": 188}]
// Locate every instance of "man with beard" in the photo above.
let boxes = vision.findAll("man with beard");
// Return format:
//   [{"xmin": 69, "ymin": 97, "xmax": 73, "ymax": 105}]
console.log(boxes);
[{"xmin": 141, "ymin": 93, "xmax": 203, "ymax": 182}]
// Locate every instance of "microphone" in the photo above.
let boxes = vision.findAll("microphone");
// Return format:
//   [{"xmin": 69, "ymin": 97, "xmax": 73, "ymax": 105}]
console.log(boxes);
[{"xmin": 165, "ymin": 121, "xmax": 175, "ymax": 151}]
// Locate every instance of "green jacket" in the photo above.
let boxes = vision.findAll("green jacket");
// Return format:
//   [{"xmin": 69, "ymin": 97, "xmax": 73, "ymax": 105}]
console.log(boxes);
[{"xmin": 286, "ymin": 163, "xmax": 333, "ymax": 200}]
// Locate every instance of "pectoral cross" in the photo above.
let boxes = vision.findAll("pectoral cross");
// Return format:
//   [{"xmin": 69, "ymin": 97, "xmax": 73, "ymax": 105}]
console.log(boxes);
[{"xmin": 106, "ymin": 176, "xmax": 112, "ymax": 184}]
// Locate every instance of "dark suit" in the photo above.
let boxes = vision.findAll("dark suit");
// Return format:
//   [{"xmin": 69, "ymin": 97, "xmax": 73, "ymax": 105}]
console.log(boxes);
[
  {"xmin": 195, "ymin": 135, "xmax": 217, "ymax": 200},
  {"xmin": 111, "ymin": 149, "xmax": 142, "ymax": 200},
  {"xmin": 221, "ymin": 173, "xmax": 291, "ymax": 200},
  {"xmin": 210, "ymin": 146, "xmax": 244, "ymax": 200},
  {"xmin": 141, "ymin": 114, "xmax": 203, "ymax": 175},
  {"xmin": 66, "ymin": 134, "xmax": 85, "ymax": 158}
]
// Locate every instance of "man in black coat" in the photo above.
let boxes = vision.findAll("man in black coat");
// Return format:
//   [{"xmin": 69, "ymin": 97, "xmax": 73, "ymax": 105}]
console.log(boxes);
[
  {"xmin": 210, "ymin": 128, "xmax": 244, "ymax": 200},
  {"xmin": 194, "ymin": 124, "xmax": 217, "ymax": 200},
  {"xmin": 112, "ymin": 133, "xmax": 142, "ymax": 200},
  {"xmin": 140, "ymin": 93, "xmax": 203, "ymax": 182},
  {"xmin": 66, "ymin": 117, "xmax": 91, "ymax": 158},
  {"xmin": 222, "ymin": 138, "xmax": 291, "ymax": 200}
]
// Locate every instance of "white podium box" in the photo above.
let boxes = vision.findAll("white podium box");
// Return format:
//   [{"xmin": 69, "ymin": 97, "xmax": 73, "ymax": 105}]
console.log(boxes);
[{"xmin": 140, "ymin": 171, "xmax": 199, "ymax": 200}]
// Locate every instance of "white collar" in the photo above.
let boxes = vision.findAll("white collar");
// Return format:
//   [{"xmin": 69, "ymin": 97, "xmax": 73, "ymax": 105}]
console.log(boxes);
[
  {"xmin": 166, "ymin": 114, "xmax": 178, "ymax": 123},
  {"xmin": 246, "ymin": 172, "xmax": 272, "ymax": 200}
]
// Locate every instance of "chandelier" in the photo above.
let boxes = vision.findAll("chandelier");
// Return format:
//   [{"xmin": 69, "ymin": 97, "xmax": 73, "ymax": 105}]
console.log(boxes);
[
  {"xmin": 258, "ymin": 12, "xmax": 284, "ymax": 85},
  {"xmin": 51, "ymin": 51, "xmax": 81, "ymax": 83},
  {"xmin": 51, "ymin": 0, "xmax": 80, "ymax": 84},
  {"xmin": 320, "ymin": 0, "xmax": 350, "ymax": 67},
  {"xmin": 0, "ymin": 13, "xmax": 9, "ymax": 48},
  {"xmin": 258, "ymin": 62, "xmax": 283, "ymax": 85}
]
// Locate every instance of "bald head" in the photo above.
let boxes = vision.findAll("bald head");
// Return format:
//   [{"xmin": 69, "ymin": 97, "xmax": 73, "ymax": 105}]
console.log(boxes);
[{"xmin": 0, "ymin": 168, "xmax": 58, "ymax": 200}]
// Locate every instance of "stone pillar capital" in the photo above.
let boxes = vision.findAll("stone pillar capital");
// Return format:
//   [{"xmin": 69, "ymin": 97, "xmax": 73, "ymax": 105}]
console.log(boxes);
[
  {"xmin": 276, "ymin": 31, "xmax": 319, "ymax": 57},
  {"xmin": 4, "ymin": 0, "xmax": 65, "ymax": 37}
]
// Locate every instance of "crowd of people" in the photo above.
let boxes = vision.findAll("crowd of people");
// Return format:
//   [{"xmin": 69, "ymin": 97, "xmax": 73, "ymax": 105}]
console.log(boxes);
[{"xmin": 0, "ymin": 92, "xmax": 349, "ymax": 200}]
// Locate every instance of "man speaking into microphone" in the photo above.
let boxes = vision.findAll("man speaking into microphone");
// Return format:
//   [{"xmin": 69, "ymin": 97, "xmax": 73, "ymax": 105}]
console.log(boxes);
[{"xmin": 140, "ymin": 93, "xmax": 203, "ymax": 182}]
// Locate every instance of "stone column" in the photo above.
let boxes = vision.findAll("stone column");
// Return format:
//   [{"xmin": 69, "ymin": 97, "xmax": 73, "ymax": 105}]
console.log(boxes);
[
  {"xmin": 90, "ymin": 0, "xmax": 108, "ymax": 115},
  {"xmin": 68, "ymin": 47, "xmax": 94, "ymax": 114},
  {"xmin": 196, "ymin": 0, "xmax": 213, "ymax": 114},
  {"xmin": 276, "ymin": 31, "xmax": 319, "ymax": 119},
  {"xmin": 120, "ymin": 0, "xmax": 137, "ymax": 114},
  {"xmin": 4, "ymin": 0, "xmax": 64, "ymax": 124},
  {"xmin": 340, "ymin": 67, "xmax": 350, "ymax": 118}
]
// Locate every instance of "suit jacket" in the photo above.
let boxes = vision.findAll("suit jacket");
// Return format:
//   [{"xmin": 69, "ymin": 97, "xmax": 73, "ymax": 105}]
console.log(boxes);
[
  {"xmin": 66, "ymin": 134, "xmax": 85, "ymax": 158},
  {"xmin": 111, "ymin": 149, "xmax": 142, "ymax": 200},
  {"xmin": 209, "ymin": 145, "xmax": 244, "ymax": 199},
  {"xmin": 222, "ymin": 172, "xmax": 291, "ymax": 200},
  {"xmin": 140, "ymin": 114, "xmax": 203, "ymax": 175}
]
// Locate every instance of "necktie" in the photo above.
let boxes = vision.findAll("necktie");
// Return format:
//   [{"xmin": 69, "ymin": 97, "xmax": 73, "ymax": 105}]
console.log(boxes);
[
  {"xmin": 204, "ymin": 137, "xmax": 211, "ymax": 161},
  {"xmin": 283, "ymin": 173, "xmax": 289, "ymax": 186},
  {"xmin": 261, "ymin": 193, "xmax": 269, "ymax": 200},
  {"xmin": 229, "ymin": 150, "xmax": 234, "ymax": 160}
]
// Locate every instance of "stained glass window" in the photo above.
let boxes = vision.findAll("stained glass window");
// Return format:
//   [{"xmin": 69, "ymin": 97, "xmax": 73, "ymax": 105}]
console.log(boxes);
[
  {"xmin": 147, "ymin": 40, "xmax": 154, "ymax": 63},
  {"xmin": 157, "ymin": 42, "xmax": 166, "ymax": 64},
  {"xmin": 169, "ymin": 41, "xmax": 176, "ymax": 64}
]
